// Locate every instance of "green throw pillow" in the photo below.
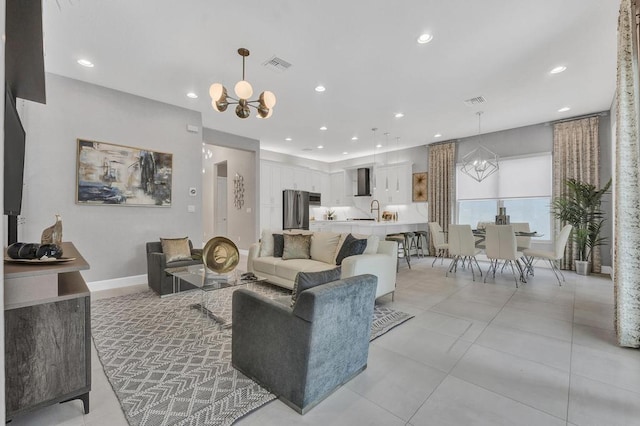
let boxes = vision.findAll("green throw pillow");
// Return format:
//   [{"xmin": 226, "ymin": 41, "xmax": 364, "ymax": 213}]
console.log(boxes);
[
  {"xmin": 282, "ymin": 234, "xmax": 312, "ymax": 260},
  {"xmin": 160, "ymin": 237, "xmax": 192, "ymax": 263}
]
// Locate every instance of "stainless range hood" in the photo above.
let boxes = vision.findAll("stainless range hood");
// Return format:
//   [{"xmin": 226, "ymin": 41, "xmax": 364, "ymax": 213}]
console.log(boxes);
[{"xmin": 355, "ymin": 168, "xmax": 371, "ymax": 196}]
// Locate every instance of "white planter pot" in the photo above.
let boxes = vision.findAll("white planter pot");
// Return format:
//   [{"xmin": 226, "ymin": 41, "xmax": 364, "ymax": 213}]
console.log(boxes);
[{"xmin": 575, "ymin": 260, "xmax": 591, "ymax": 276}]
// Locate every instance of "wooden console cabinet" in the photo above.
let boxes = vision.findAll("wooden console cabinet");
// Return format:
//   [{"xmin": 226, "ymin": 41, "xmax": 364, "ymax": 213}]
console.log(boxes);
[{"xmin": 4, "ymin": 242, "xmax": 91, "ymax": 421}]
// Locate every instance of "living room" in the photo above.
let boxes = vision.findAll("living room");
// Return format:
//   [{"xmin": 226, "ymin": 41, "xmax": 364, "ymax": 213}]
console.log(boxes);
[{"xmin": 3, "ymin": 1, "xmax": 639, "ymax": 425}]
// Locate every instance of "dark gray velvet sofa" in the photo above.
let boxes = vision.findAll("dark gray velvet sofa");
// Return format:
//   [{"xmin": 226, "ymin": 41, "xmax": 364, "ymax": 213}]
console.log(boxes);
[
  {"xmin": 145, "ymin": 240, "xmax": 203, "ymax": 296},
  {"xmin": 231, "ymin": 274, "xmax": 377, "ymax": 414}
]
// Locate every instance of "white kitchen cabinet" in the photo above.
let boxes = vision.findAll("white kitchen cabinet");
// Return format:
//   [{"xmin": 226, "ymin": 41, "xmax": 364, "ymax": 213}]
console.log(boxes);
[
  {"xmin": 373, "ymin": 163, "xmax": 412, "ymax": 205},
  {"xmin": 260, "ymin": 161, "xmax": 282, "ymax": 206},
  {"xmin": 280, "ymin": 165, "xmax": 294, "ymax": 191},
  {"xmin": 329, "ymin": 171, "xmax": 352, "ymax": 206},
  {"xmin": 310, "ymin": 171, "xmax": 322, "ymax": 193}
]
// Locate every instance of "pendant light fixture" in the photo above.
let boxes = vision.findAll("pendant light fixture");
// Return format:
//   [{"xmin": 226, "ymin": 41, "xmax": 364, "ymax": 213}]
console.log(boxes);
[
  {"xmin": 384, "ymin": 132, "xmax": 390, "ymax": 191},
  {"xmin": 395, "ymin": 137, "xmax": 400, "ymax": 192},
  {"xmin": 371, "ymin": 128, "xmax": 378, "ymax": 190},
  {"xmin": 460, "ymin": 111, "xmax": 499, "ymax": 182},
  {"xmin": 209, "ymin": 48, "xmax": 277, "ymax": 119}
]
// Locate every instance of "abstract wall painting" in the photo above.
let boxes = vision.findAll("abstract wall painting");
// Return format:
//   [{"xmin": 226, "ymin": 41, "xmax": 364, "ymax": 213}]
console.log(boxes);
[
  {"xmin": 76, "ymin": 139, "xmax": 173, "ymax": 206},
  {"xmin": 412, "ymin": 172, "xmax": 428, "ymax": 202}
]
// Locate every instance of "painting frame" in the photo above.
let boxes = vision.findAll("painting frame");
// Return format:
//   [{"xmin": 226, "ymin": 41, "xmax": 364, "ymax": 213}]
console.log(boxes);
[
  {"xmin": 76, "ymin": 139, "xmax": 173, "ymax": 207},
  {"xmin": 412, "ymin": 172, "xmax": 428, "ymax": 202}
]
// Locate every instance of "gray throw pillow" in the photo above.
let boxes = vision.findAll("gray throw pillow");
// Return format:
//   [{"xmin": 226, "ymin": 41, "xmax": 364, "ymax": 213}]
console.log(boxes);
[
  {"xmin": 282, "ymin": 234, "xmax": 312, "ymax": 260},
  {"xmin": 335, "ymin": 233, "xmax": 367, "ymax": 265},
  {"xmin": 291, "ymin": 267, "xmax": 342, "ymax": 308},
  {"xmin": 273, "ymin": 234, "xmax": 284, "ymax": 257}
]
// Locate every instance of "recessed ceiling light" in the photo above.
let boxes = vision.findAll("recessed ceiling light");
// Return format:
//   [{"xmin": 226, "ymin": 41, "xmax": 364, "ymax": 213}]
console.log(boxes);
[
  {"xmin": 351, "ymin": 136, "xmax": 358, "ymax": 141},
  {"xmin": 394, "ymin": 112, "xmax": 404, "ymax": 118},
  {"xmin": 320, "ymin": 126, "xmax": 327, "ymax": 131},
  {"xmin": 434, "ymin": 133, "xmax": 442, "ymax": 138},
  {"xmin": 317, "ymin": 145, "xmax": 324, "ymax": 149},
  {"xmin": 342, "ymin": 151, "xmax": 348, "ymax": 155},
  {"xmin": 315, "ymin": 85, "xmax": 326, "ymax": 92},
  {"xmin": 186, "ymin": 92, "xmax": 198, "ymax": 99},
  {"xmin": 285, "ymin": 137, "xmax": 292, "ymax": 141},
  {"xmin": 77, "ymin": 59, "xmax": 94, "ymax": 68},
  {"xmin": 558, "ymin": 106, "xmax": 571, "ymax": 112},
  {"xmin": 376, "ymin": 144, "xmax": 383, "ymax": 148},
  {"xmin": 550, "ymin": 66, "xmax": 567, "ymax": 74},
  {"xmin": 417, "ymin": 33, "xmax": 433, "ymax": 44}
]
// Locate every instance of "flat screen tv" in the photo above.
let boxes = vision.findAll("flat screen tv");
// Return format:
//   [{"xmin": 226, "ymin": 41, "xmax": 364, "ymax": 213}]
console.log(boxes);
[{"xmin": 4, "ymin": 87, "xmax": 26, "ymax": 216}]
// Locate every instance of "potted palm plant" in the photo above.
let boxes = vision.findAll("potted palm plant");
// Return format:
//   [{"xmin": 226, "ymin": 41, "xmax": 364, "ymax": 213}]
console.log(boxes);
[{"xmin": 551, "ymin": 178, "xmax": 611, "ymax": 275}]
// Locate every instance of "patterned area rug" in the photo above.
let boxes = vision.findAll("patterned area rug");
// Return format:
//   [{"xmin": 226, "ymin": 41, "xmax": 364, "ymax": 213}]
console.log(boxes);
[{"xmin": 92, "ymin": 282, "xmax": 413, "ymax": 426}]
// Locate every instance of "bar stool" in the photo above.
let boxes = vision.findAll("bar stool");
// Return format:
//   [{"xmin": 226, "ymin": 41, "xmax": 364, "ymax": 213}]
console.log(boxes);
[
  {"xmin": 415, "ymin": 230, "xmax": 429, "ymax": 258},
  {"xmin": 385, "ymin": 234, "xmax": 411, "ymax": 269},
  {"xmin": 405, "ymin": 232, "xmax": 417, "ymax": 259}
]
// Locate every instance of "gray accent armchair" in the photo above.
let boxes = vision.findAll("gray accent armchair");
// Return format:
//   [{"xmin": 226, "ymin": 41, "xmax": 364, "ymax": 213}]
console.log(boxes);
[
  {"xmin": 232, "ymin": 274, "xmax": 377, "ymax": 414},
  {"xmin": 145, "ymin": 240, "xmax": 203, "ymax": 296}
]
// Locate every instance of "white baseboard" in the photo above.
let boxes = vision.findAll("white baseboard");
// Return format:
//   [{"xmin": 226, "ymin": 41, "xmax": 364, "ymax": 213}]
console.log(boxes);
[
  {"xmin": 88, "ymin": 274, "xmax": 147, "ymax": 292},
  {"xmin": 601, "ymin": 266, "xmax": 612, "ymax": 277}
]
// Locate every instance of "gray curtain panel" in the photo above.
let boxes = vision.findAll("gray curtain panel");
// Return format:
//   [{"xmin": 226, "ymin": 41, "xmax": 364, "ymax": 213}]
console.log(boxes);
[
  {"xmin": 427, "ymin": 142, "xmax": 456, "ymax": 256},
  {"xmin": 614, "ymin": 0, "xmax": 640, "ymax": 348},
  {"xmin": 553, "ymin": 117, "xmax": 601, "ymax": 272}
]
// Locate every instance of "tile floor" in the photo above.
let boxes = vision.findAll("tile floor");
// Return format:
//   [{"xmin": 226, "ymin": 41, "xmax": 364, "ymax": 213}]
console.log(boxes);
[{"xmin": 10, "ymin": 256, "xmax": 639, "ymax": 426}]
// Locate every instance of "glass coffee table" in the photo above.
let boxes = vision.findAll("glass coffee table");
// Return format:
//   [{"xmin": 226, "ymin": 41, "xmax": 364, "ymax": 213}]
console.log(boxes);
[{"xmin": 165, "ymin": 264, "xmax": 266, "ymax": 326}]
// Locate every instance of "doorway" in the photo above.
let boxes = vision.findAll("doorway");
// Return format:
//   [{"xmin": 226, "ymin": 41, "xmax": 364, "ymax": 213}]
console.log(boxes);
[{"xmin": 214, "ymin": 161, "xmax": 227, "ymax": 236}]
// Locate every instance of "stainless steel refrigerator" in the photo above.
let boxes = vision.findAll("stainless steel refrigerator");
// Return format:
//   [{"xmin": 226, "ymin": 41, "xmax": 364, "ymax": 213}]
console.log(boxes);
[{"xmin": 283, "ymin": 189, "xmax": 310, "ymax": 230}]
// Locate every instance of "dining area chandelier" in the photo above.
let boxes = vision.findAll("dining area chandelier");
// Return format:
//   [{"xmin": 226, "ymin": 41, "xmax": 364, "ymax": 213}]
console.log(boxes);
[
  {"xmin": 461, "ymin": 111, "xmax": 499, "ymax": 182},
  {"xmin": 209, "ymin": 48, "xmax": 277, "ymax": 119}
]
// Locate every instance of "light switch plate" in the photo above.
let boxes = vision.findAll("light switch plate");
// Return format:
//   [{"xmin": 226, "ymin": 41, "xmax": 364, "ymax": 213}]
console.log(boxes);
[{"xmin": 187, "ymin": 205, "xmax": 196, "ymax": 213}]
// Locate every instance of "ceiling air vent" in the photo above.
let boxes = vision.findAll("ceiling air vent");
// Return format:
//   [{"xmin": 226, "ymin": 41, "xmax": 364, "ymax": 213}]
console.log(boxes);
[
  {"xmin": 263, "ymin": 56, "xmax": 292, "ymax": 72},
  {"xmin": 464, "ymin": 96, "xmax": 486, "ymax": 106}
]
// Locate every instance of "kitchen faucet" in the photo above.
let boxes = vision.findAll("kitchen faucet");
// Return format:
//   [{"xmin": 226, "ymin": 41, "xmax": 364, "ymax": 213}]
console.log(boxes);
[{"xmin": 370, "ymin": 199, "xmax": 380, "ymax": 222}]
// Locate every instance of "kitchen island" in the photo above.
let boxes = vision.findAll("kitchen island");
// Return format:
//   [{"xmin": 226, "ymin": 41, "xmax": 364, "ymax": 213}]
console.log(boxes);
[{"xmin": 309, "ymin": 220, "xmax": 427, "ymax": 236}]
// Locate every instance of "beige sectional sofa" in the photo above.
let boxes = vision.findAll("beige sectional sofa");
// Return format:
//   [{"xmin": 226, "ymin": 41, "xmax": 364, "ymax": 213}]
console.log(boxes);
[{"xmin": 247, "ymin": 230, "xmax": 398, "ymax": 300}]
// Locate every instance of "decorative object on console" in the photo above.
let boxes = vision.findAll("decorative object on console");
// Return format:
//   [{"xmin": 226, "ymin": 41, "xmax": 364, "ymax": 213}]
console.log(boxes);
[
  {"xmin": 495, "ymin": 207, "xmax": 510, "ymax": 225},
  {"xmin": 76, "ymin": 139, "xmax": 173, "ymax": 206},
  {"xmin": 41, "ymin": 213, "xmax": 63, "ymax": 244},
  {"xmin": 460, "ymin": 111, "xmax": 499, "ymax": 183},
  {"xmin": 209, "ymin": 48, "xmax": 277, "ymax": 119},
  {"xmin": 6, "ymin": 242, "xmax": 64, "ymax": 260},
  {"xmin": 412, "ymin": 172, "xmax": 428, "ymax": 202},
  {"xmin": 233, "ymin": 173, "xmax": 245, "ymax": 209},
  {"xmin": 203, "ymin": 236, "xmax": 240, "ymax": 274}
]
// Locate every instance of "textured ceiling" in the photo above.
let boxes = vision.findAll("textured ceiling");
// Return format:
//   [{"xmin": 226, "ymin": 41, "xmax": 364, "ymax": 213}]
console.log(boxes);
[{"xmin": 41, "ymin": 0, "xmax": 619, "ymax": 162}]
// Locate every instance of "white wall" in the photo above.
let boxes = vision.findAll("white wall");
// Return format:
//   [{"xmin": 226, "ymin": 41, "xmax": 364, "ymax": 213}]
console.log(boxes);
[
  {"xmin": 202, "ymin": 144, "xmax": 256, "ymax": 249},
  {"xmin": 19, "ymin": 74, "xmax": 203, "ymax": 282}
]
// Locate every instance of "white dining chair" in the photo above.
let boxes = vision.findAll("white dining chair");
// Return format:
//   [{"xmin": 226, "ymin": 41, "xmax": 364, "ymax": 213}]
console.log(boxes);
[
  {"xmin": 522, "ymin": 224, "xmax": 573, "ymax": 286},
  {"xmin": 511, "ymin": 222, "xmax": 533, "ymax": 275},
  {"xmin": 428, "ymin": 222, "xmax": 449, "ymax": 267},
  {"xmin": 446, "ymin": 224, "xmax": 482, "ymax": 281},
  {"xmin": 484, "ymin": 224, "xmax": 525, "ymax": 287}
]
